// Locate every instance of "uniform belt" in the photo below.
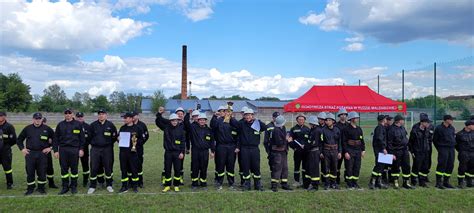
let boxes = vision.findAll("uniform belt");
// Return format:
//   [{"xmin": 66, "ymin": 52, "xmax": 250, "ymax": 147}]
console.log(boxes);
[
  {"xmin": 348, "ymin": 140, "xmax": 362, "ymax": 146},
  {"xmin": 324, "ymin": 144, "xmax": 338, "ymax": 150},
  {"xmin": 271, "ymin": 145, "xmax": 287, "ymax": 152}
]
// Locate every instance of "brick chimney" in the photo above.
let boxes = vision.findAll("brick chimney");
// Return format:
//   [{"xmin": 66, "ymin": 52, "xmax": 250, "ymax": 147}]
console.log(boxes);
[{"xmin": 181, "ymin": 45, "xmax": 188, "ymax": 99}]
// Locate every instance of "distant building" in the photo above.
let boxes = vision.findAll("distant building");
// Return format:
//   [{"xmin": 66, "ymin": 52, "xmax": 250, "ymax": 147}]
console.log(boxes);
[{"xmin": 444, "ymin": 95, "xmax": 474, "ymax": 101}]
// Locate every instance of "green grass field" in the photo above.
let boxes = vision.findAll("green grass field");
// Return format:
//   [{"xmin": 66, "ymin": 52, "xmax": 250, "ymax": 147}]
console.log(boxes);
[{"xmin": 0, "ymin": 121, "xmax": 473, "ymax": 212}]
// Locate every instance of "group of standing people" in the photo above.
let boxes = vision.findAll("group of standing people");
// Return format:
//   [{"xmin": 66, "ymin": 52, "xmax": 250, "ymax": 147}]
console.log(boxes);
[{"xmin": 0, "ymin": 106, "xmax": 472, "ymax": 195}]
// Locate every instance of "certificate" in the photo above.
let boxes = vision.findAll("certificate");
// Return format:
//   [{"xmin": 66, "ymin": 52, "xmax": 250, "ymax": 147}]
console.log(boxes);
[
  {"xmin": 377, "ymin": 153, "xmax": 393, "ymax": 165},
  {"xmin": 119, "ymin": 132, "xmax": 131, "ymax": 148}
]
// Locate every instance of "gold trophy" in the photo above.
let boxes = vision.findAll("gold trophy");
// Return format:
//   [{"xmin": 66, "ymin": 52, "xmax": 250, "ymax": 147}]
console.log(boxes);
[
  {"xmin": 131, "ymin": 133, "xmax": 138, "ymax": 152},
  {"xmin": 223, "ymin": 101, "xmax": 234, "ymax": 123}
]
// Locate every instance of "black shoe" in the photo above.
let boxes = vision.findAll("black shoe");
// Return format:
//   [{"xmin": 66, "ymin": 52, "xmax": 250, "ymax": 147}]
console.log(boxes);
[
  {"xmin": 6, "ymin": 183, "xmax": 13, "ymax": 190},
  {"xmin": 419, "ymin": 181, "xmax": 428, "ymax": 188},
  {"xmin": 324, "ymin": 184, "xmax": 330, "ymax": 190},
  {"xmin": 443, "ymin": 182, "xmax": 454, "ymax": 189},
  {"xmin": 49, "ymin": 183, "xmax": 58, "ymax": 189},
  {"xmin": 138, "ymin": 183, "xmax": 143, "ymax": 188},
  {"xmin": 133, "ymin": 186, "xmax": 138, "ymax": 193},
  {"xmin": 271, "ymin": 183, "xmax": 278, "ymax": 192},
  {"xmin": 435, "ymin": 183, "xmax": 445, "ymax": 189},
  {"xmin": 37, "ymin": 187, "xmax": 46, "ymax": 194},
  {"xmin": 24, "ymin": 189, "xmax": 35, "ymax": 196},
  {"xmin": 353, "ymin": 182, "xmax": 361, "ymax": 189},
  {"xmin": 402, "ymin": 180, "xmax": 415, "ymax": 189},
  {"xmin": 70, "ymin": 187, "xmax": 78, "ymax": 194},
  {"xmin": 119, "ymin": 187, "xmax": 128, "ymax": 193},
  {"xmin": 243, "ymin": 181, "xmax": 251, "ymax": 191},
  {"xmin": 307, "ymin": 185, "xmax": 318, "ymax": 191},
  {"xmin": 368, "ymin": 178, "xmax": 376, "ymax": 190},
  {"xmin": 58, "ymin": 187, "xmax": 69, "ymax": 195},
  {"xmin": 281, "ymin": 184, "xmax": 293, "ymax": 191}
]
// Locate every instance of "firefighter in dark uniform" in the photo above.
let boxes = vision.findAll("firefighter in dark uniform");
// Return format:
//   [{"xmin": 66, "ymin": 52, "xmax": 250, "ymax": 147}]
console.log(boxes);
[
  {"xmin": 16, "ymin": 113, "xmax": 53, "ymax": 195},
  {"xmin": 369, "ymin": 115, "xmax": 388, "ymax": 189},
  {"xmin": 157, "ymin": 113, "xmax": 186, "ymax": 192},
  {"xmin": 41, "ymin": 117, "xmax": 58, "ymax": 188},
  {"xmin": 211, "ymin": 107, "xmax": 239, "ymax": 190},
  {"xmin": 306, "ymin": 116, "xmax": 322, "ymax": 191},
  {"xmin": 387, "ymin": 115, "xmax": 414, "ymax": 189},
  {"xmin": 320, "ymin": 113, "xmax": 342, "ymax": 190},
  {"xmin": 230, "ymin": 108, "xmax": 267, "ymax": 191},
  {"xmin": 75, "ymin": 112, "xmax": 91, "ymax": 187},
  {"xmin": 433, "ymin": 115, "xmax": 456, "ymax": 189},
  {"xmin": 132, "ymin": 111, "xmax": 149, "ymax": 188},
  {"xmin": 268, "ymin": 115, "xmax": 292, "ymax": 192},
  {"xmin": 383, "ymin": 115, "xmax": 394, "ymax": 184},
  {"xmin": 237, "ymin": 106, "xmax": 248, "ymax": 187},
  {"xmin": 185, "ymin": 112, "xmax": 215, "ymax": 189},
  {"xmin": 53, "ymin": 108, "xmax": 86, "ymax": 195},
  {"xmin": 335, "ymin": 108, "xmax": 349, "ymax": 185},
  {"xmin": 289, "ymin": 114, "xmax": 310, "ymax": 188},
  {"xmin": 317, "ymin": 112, "xmax": 327, "ymax": 183},
  {"xmin": 263, "ymin": 112, "xmax": 280, "ymax": 175},
  {"xmin": 456, "ymin": 119, "xmax": 474, "ymax": 188},
  {"xmin": 408, "ymin": 113, "xmax": 433, "ymax": 187},
  {"xmin": 342, "ymin": 112, "xmax": 365, "ymax": 189},
  {"xmin": 0, "ymin": 111, "xmax": 16, "ymax": 189},
  {"xmin": 118, "ymin": 112, "xmax": 143, "ymax": 193},
  {"xmin": 87, "ymin": 109, "xmax": 117, "ymax": 194}
]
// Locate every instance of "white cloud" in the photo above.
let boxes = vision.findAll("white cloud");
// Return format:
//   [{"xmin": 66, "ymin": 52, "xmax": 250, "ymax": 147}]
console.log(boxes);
[
  {"xmin": 0, "ymin": 0, "xmax": 150, "ymax": 56},
  {"xmin": 342, "ymin": 42, "xmax": 364, "ymax": 51},
  {"xmin": 349, "ymin": 67, "xmax": 387, "ymax": 78},
  {"xmin": 300, "ymin": 0, "xmax": 474, "ymax": 47},
  {"xmin": 114, "ymin": 0, "xmax": 217, "ymax": 22}
]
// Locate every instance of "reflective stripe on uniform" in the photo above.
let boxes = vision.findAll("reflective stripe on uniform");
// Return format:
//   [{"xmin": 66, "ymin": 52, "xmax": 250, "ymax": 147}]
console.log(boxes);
[
  {"xmin": 70, "ymin": 174, "xmax": 79, "ymax": 178},
  {"xmin": 5, "ymin": 169, "xmax": 12, "ymax": 174},
  {"xmin": 121, "ymin": 178, "xmax": 129, "ymax": 182}
]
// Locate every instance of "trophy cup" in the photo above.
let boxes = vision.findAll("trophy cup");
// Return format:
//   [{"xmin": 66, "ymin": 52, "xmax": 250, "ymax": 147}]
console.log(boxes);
[
  {"xmin": 131, "ymin": 134, "xmax": 137, "ymax": 152},
  {"xmin": 223, "ymin": 101, "xmax": 234, "ymax": 123}
]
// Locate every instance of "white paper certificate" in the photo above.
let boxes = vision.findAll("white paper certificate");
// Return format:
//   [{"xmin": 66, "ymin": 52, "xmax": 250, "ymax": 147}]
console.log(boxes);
[
  {"xmin": 377, "ymin": 153, "xmax": 393, "ymax": 165},
  {"xmin": 119, "ymin": 132, "xmax": 131, "ymax": 148}
]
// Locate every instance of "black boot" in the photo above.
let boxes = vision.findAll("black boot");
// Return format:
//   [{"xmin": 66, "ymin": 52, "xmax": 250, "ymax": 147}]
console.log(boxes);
[
  {"xmin": 302, "ymin": 176, "xmax": 311, "ymax": 189},
  {"xmin": 419, "ymin": 176, "xmax": 428, "ymax": 188},
  {"xmin": 48, "ymin": 177, "xmax": 58, "ymax": 188},
  {"xmin": 381, "ymin": 171, "xmax": 388, "ymax": 184},
  {"xmin": 368, "ymin": 177, "xmax": 376, "ymax": 190},
  {"xmin": 6, "ymin": 173, "xmax": 13, "ymax": 189},
  {"xmin": 435, "ymin": 175, "xmax": 445, "ymax": 189},
  {"xmin": 138, "ymin": 174, "xmax": 144, "ymax": 188},
  {"xmin": 37, "ymin": 183, "xmax": 46, "ymax": 194},
  {"xmin": 403, "ymin": 179, "xmax": 415, "ymax": 189},
  {"xmin": 271, "ymin": 182, "xmax": 278, "ymax": 192},
  {"xmin": 346, "ymin": 179, "xmax": 354, "ymax": 189},
  {"xmin": 443, "ymin": 176, "xmax": 454, "ymax": 189},
  {"xmin": 336, "ymin": 171, "xmax": 341, "ymax": 185},
  {"xmin": 467, "ymin": 177, "xmax": 473, "ymax": 187},
  {"xmin": 457, "ymin": 178, "xmax": 465, "ymax": 189},
  {"xmin": 294, "ymin": 171, "xmax": 300, "ymax": 185},
  {"xmin": 82, "ymin": 173, "xmax": 89, "ymax": 188},
  {"xmin": 70, "ymin": 177, "xmax": 78, "ymax": 194},
  {"xmin": 119, "ymin": 182, "xmax": 129, "ymax": 193},
  {"xmin": 353, "ymin": 180, "xmax": 360, "ymax": 189},
  {"xmin": 254, "ymin": 179, "xmax": 264, "ymax": 191},
  {"xmin": 411, "ymin": 176, "xmax": 418, "ymax": 186},
  {"xmin": 307, "ymin": 181, "xmax": 318, "ymax": 191},
  {"xmin": 243, "ymin": 180, "xmax": 251, "ymax": 191},
  {"xmin": 59, "ymin": 178, "xmax": 70, "ymax": 195},
  {"xmin": 239, "ymin": 173, "xmax": 245, "ymax": 188},
  {"xmin": 375, "ymin": 177, "xmax": 388, "ymax": 189},
  {"xmin": 324, "ymin": 180, "xmax": 330, "ymax": 190},
  {"xmin": 25, "ymin": 184, "xmax": 35, "ymax": 196},
  {"xmin": 282, "ymin": 182, "xmax": 293, "ymax": 191}
]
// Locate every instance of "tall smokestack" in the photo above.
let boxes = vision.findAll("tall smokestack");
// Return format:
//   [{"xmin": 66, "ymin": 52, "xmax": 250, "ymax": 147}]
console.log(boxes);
[{"xmin": 181, "ymin": 45, "xmax": 188, "ymax": 99}]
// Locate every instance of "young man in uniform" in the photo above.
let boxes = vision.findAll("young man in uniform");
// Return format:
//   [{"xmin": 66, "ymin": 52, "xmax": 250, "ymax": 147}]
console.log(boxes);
[
  {"xmin": 455, "ymin": 120, "xmax": 474, "ymax": 188},
  {"xmin": 387, "ymin": 115, "xmax": 414, "ymax": 189},
  {"xmin": 320, "ymin": 113, "xmax": 342, "ymax": 190},
  {"xmin": 369, "ymin": 115, "xmax": 388, "ymax": 189},
  {"xmin": 289, "ymin": 114, "xmax": 310, "ymax": 188},
  {"xmin": 75, "ymin": 112, "xmax": 91, "ymax": 187},
  {"xmin": 433, "ymin": 115, "xmax": 456, "ymax": 189},
  {"xmin": 408, "ymin": 113, "xmax": 433, "ymax": 187},
  {"xmin": 268, "ymin": 115, "xmax": 292, "ymax": 192}
]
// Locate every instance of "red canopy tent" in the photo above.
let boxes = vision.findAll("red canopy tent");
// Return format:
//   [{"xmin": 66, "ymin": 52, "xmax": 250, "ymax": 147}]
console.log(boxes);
[{"xmin": 284, "ymin": 85, "xmax": 406, "ymax": 113}]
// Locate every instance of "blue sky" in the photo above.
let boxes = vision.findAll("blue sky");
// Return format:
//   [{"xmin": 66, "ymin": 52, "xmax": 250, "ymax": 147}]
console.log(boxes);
[{"xmin": 1, "ymin": 0, "xmax": 473, "ymax": 99}]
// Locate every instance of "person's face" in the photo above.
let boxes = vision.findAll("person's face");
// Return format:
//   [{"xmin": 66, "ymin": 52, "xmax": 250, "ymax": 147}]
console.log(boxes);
[
  {"xmin": 469, "ymin": 124, "xmax": 474, "ymax": 131},
  {"xmin": 170, "ymin": 119, "xmax": 179, "ymax": 127},
  {"xmin": 325, "ymin": 119, "xmax": 334, "ymax": 127},
  {"xmin": 421, "ymin": 121, "xmax": 429, "ymax": 129},
  {"xmin": 198, "ymin": 118, "xmax": 207, "ymax": 126},
  {"xmin": 318, "ymin": 119, "xmax": 325, "ymax": 126},
  {"xmin": 387, "ymin": 120, "xmax": 393, "ymax": 126},
  {"xmin": 123, "ymin": 117, "xmax": 133, "ymax": 124},
  {"xmin": 224, "ymin": 110, "xmax": 231, "ymax": 117},
  {"xmin": 397, "ymin": 120, "xmax": 405, "ymax": 126},
  {"xmin": 244, "ymin": 113, "xmax": 253, "ymax": 122},
  {"xmin": 76, "ymin": 116, "xmax": 84, "ymax": 123},
  {"xmin": 339, "ymin": 114, "xmax": 347, "ymax": 122},
  {"xmin": 351, "ymin": 118, "xmax": 359, "ymax": 123},
  {"xmin": 98, "ymin": 113, "xmax": 107, "ymax": 122},
  {"xmin": 133, "ymin": 115, "xmax": 139, "ymax": 122},
  {"xmin": 176, "ymin": 111, "xmax": 184, "ymax": 120},
  {"xmin": 192, "ymin": 115, "xmax": 198, "ymax": 122},
  {"xmin": 64, "ymin": 112, "xmax": 73, "ymax": 120},
  {"xmin": 33, "ymin": 118, "xmax": 42, "ymax": 126},
  {"xmin": 445, "ymin": 119, "xmax": 453, "ymax": 126},
  {"xmin": 297, "ymin": 117, "xmax": 305, "ymax": 126},
  {"xmin": 0, "ymin": 116, "xmax": 5, "ymax": 123},
  {"xmin": 379, "ymin": 118, "xmax": 387, "ymax": 125}
]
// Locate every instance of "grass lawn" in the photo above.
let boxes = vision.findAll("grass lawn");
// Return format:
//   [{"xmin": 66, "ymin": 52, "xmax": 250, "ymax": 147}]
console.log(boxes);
[{"xmin": 0, "ymin": 120, "xmax": 472, "ymax": 212}]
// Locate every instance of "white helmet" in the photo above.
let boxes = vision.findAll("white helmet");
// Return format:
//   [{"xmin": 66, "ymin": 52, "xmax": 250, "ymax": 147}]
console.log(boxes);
[
  {"xmin": 217, "ymin": 105, "xmax": 226, "ymax": 112},
  {"xmin": 198, "ymin": 113, "xmax": 207, "ymax": 120},
  {"xmin": 175, "ymin": 107, "xmax": 185, "ymax": 113},
  {"xmin": 169, "ymin": 113, "xmax": 179, "ymax": 120},
  {"xmin": 191, "ymin": 110, "xmax": 200, "ymax": 117},
  {"xmin": 337, "ymin": 108, "xmax": 348, "ymax": 117},
  {"xmin": 308, "ymin": 115, "xmax": 318, "ymax": 125},
  {"xmin": 325, "ymin": 113, "xmax": 336, "ymax": 121},
  {"xmin": 347, "ymin": 111, "xmax": 360, "ymax": 121},
  {"xmin": 240, "ymin": 106, "xmax": 249, "ymax": 113},
  {"xmin": 275, "ymin": 115, "xmax": 286, "ymax": 127},
  {"xmin": 243, "ymin": 108, "xmax": 254, "ymax": 115},
  {"xmin": 317, "ymin": 112, "xmax": 327, "ymax": 120}
]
